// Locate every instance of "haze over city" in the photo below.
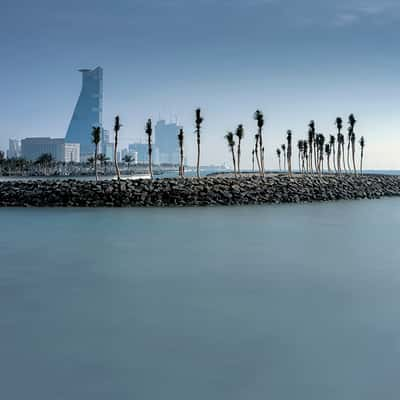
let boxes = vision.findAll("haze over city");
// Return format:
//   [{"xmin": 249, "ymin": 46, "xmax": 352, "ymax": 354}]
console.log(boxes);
[{"xmin": 1, "ymin": 0, "xmax": 399, "ymax": 168}]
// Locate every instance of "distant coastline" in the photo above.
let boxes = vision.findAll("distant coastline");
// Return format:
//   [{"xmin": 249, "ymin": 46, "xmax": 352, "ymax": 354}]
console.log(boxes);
[{"xmin": 1, "ymin": 174, "xmax": 400, "ymax": 207}]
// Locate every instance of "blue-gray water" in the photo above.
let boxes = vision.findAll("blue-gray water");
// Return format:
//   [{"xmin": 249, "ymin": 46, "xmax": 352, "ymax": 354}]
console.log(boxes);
[{"xmin": 1, "ymin": 199, "xmax": 400, "ymax": 399}]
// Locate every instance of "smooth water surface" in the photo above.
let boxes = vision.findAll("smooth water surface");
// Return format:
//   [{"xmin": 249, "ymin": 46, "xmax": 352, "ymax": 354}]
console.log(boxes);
[{"xmin": 1, "ymin": 199, "xmax": 400, "ymax": 399}]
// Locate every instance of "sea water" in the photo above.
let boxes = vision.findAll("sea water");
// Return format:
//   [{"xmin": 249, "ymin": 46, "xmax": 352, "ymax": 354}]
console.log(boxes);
[{"xmin": 1, "ymin": 199, "xmax": 400, "ymax": 399}]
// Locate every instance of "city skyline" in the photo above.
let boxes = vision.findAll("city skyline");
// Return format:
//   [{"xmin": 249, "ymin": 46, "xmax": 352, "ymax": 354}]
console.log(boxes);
[{"xmin": 1, "ymin": 0, "xmax": 399, "ymax": 168}]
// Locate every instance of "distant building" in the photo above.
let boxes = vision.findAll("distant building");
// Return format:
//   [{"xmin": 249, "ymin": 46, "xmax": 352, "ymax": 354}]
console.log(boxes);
[
  {"xmin": 130, "ymin": 151, "xmax": 138, "ymax": 164},
  {"xmin": 104, "ymin": 143, "xmax": 114, "ymax": 161},
  {"xmin": 7, "ymin": 138, "xmax": 21, "ymax": 159},
  {"xmin": 64, "ymin": 143, "xmax": 80, "ymax": 163},
  {"xmin": 129, "ymin": 143, "xmax": 159, "ymax": 165},
  {"xmin": 21, "ymin": 137, "xmax": 80, "ymax": 162},
  {"xmin": 155, "ymin": 120, "xmax": 182, "ymax": 165},
  {"xmin": 65, "ymin": 67, "xmax": 103, "ymax": 158},
  {"xmin": 101, "ymin": 129, "xmax": 111, "ymax": 155}
]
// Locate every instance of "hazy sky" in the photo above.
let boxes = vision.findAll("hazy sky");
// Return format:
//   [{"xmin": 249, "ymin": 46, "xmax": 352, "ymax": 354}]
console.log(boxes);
[{"xmin": 1, "ymin": 0, "xmax": 399, "ymax": 168}]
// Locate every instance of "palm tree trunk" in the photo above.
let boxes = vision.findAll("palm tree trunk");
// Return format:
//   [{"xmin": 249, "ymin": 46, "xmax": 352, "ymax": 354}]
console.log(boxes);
[
  {"xmin": 309, "ymin": 149, "xmax": 313, "ymax": 174},
  {"xmin": 231, "ymin": 148, "xmax": 237, "ymax": 177},
  {"xmin": 332, "ymin": 147, "xmax": 337, "ymax": 173},
  {"xmin": 94, "ymin": 145, "xmax": 98, "ymax": 182},
  {"xmin": 259, "ymin": 129, "xmax": 264, "ymax": 177},
  {"xmin": 278, "ymin": 157, "xmax": 281, "ymax": 172},
  {"xmin": 148, "ymin": 143, "xmax": 153, "ymax": 179},
  {"xmin": 347, "ymin": 142, "xmax": 351, "ymax": 171},
  {"xmin": 313, "ymin": 144, "xmax": 318, "ymax": 172},
  {"xmin": 337, "ymin": 145, "xmax": 341, "ymax": 174},
  {"xmin": 196, "ymin": 129, "xmax": 200, "ymax": 178},
  {"xmin": 237, "ymin": 139, "xmax": 241, "ymax": 175},
  {"xmin": 352, "ymin": 145, "xmax": 357, "ymax": 175},
  {"xmin": 180, "ymin": 146, "xmax": 184, "ymax": 178},
  {"xmin": 252, "ymin": 152, "xmax": 255, "ymax": 172},
  {"xmin": 255, "ymin": 146, "xmax": 261, "ymax": 175},
  {"xmin": 283, "ymin": 154, "xmax": 287, "ymax": 171},
  {"xmin": 114, "ymin": 135, "xmax": 121, "ymax": 183},
  {"xmin": 342, "ymin": 144, "xmax": 346, "ymax": 173},
  {"xmin": 327, "ymin": 154, "xmax": 331, "ymax": 173},
  {"xmin": 360, "ymin": 149, "xmax": 364, "ymax": 175}
]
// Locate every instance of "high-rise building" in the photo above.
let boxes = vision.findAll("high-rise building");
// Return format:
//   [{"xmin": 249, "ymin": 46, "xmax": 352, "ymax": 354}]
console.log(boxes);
[
  {"xmin": 21, "ymin": 137, "xmax": 80, "ymax": 162},
  {"xmin": 155, "ymin": 120, "xmax": 182, "ymax": 164},
  {"xmin": 129, "ymin": 143, "xmax": 159, "ymax": 165},
  {"xmin": 65, "ymin": 67, "xmax": 103, "ymax": 158},
  {"xmin": 104, "ymin": 143, "xmax": 114, "ymax": 161},
  {"xmin": 101, "ymin": 129, "xmax": 111, "ymax": 154},
  {"xmin": 7, "ymin": 138, "xmax": 21, "ymax": 159}
]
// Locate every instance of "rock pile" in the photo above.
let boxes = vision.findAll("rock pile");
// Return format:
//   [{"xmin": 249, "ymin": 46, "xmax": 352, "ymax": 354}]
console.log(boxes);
[{"xmin": 0, "ymin": 174, "xmax": 399, "ymax": 207}]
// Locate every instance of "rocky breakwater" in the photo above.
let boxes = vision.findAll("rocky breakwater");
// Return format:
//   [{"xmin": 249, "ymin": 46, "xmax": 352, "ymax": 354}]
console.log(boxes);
[{"xmin": 0, "ymin": 174, "xmax": 399, "ymax": 207}]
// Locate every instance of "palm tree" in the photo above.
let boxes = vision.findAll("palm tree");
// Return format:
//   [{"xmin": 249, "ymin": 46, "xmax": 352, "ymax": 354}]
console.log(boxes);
[
  {"xmin": 329, "ymin": 135, "xmax": 337, "ymax": 173},
  {"xmin": 308, "ymin": 124, "xmax": 315, "ymax": 173},
  {"xmin": 114, "ymin": 116, "xmax": 122, "ymax": 183},
  {"xmin": 348, "ymin": 114, "xmax": 357, "ymax": 175},
  {"xmin": 297, "ymin": 140, "xmax": 304, "ymax": 173},
  {"xmin": 235, "ymin": 124, "xmax": 244, "ymax": 174},
  {"xmin": 316, "ymin": 134, "xmax": 325, "ymax": 174},
  {"xmin": 281, "ymin": 144, "xmax": 286, "ymax": 171},
  {"xmin": 145, "ymin": 119, "xmax": 153, "ymax": 179},
  {"xmin": 252, "ymin": 149, "xmax": 255, "ymax": 172},
  {"xmin": 195, "ymin": 108, "xmax": 203, "ymax": 178},
  {"xmin": 335, "ymin": 117, "xmax": 346, "ymax": 173},
  {"xmin": 276, "ymin": 148, "xmax": 282, "ymax": 171},
  {"xmin": 91, "ymin": 126, "xmax": 101, "ymax": 181},
  {"xmin": 123, "ymin": 154, "xmax": 133, "ymax": 174},
  {"xmin": 97, "ymin": 153, "xmax": 108, "ymax": 174},
  {"xmin": 309, "ymin": 121, "xmax": 317, "ymax": 171},
  {"xmin": 359, "ymin": 136, "xmax": 365, "ymax": 175},
  {"xmin": 325, "ymin": 143, "xmax": 331, "ymax": 173},
  {"xmin": 254, "ymin": 110, "xmax": 265, "ymax": 176},
  {"xmin": 36, "ymin": 153, "xmax": 54, "ymax": 175},
  {"xmin": 225, "ymin": 132, "xmax": 237, "ymax": 177},
  {"xmin": 286, "ymin": 130, "xmax": 292, "ymax": 176},
  {"xmin": 178, "ymin": 128, "xmax": 185, "ymax": 178},
  {"xmin": 87, "ymin": 156, "xmax": 95, "ymax": 170}
]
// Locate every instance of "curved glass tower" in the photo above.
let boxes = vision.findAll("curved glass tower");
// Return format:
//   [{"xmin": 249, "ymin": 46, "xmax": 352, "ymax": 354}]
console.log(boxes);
[{"xmin": 65, "ymin": 67, "xmax": 103, "ymax": 158}]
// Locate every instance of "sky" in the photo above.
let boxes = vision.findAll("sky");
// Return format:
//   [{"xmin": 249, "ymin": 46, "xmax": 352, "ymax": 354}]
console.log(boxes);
[{"xmin": 1, "ymin": 0, "xmax": 399, "ymax": 169}]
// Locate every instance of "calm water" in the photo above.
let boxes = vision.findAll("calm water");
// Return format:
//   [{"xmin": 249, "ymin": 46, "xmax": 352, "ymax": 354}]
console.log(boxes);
[{"xmin": 1, "ymin": 199, "xmax": 400, "ymax": 399}]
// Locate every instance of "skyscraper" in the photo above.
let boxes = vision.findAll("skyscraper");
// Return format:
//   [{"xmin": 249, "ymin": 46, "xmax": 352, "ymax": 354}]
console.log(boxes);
[
  {"xmin": 7, "ymin": 138, "xmax": 21, "ymax": 159},
  {"xmin": 65, "ymin": 67, "xmax": 103, "ymax": 159},
  {"xmin": 155, "ymin": 120, "xmax": 182, "ymax": 165}
]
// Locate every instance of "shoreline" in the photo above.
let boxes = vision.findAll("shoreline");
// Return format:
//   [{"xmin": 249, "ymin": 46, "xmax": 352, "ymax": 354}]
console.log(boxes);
[{"xmin": 1, "ymin": 174, "xmax": 400, "ymax": 207}]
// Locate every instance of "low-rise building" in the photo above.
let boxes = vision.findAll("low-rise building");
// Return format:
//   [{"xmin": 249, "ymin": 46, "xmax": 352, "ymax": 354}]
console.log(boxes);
[
  {"xmin": 64, "ymin": 143, "xmax": 80, "ymax": 163},
  {"xmin": 21, "ymin": 137, "xmax": 80, "ymax": 162}
]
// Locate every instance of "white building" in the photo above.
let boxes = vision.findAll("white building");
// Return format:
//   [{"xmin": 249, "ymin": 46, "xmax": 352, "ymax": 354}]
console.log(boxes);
[
  {"xmin": 21, "ymin": 137, "xmax": 80, "ymax": 162},
  {"xmin": 64, "ymin": 143, "xmax": 80, "ymax": 163}
]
